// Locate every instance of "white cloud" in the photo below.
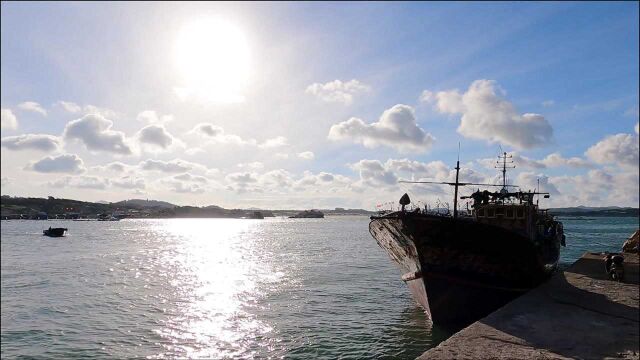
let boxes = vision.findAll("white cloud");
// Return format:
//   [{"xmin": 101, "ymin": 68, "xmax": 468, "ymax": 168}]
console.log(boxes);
[
  {"xmin": 426, "ymin": 80, "xmax": 553, "ymax": 149},
  {"xmin": 173, "ymin": 173, "xmax": 208, "ymax": 183},
  {"xmin": 305, "ymin": 79, "xmax": 370, "ymax": 104},
  {"xmin": 225, "ymin": 172, "xmax": 260, "ymax": 193},
  {"xmin": 419, "ymin": 90, "xmax": 434, "ymax": 103},
  {"xmin": 384, "ymin": 159, "xmax": 451, "ymax": 180},
  {"xmin": 328, "ymin": 104, "xmax": 435, "ymax": 153},
  {"xmin": 237, "ymin": 162, "xmax": 264, "ymax": 170},
  {"xmin": 1, "ymin": 109, "xmax": 18, "ymax": 130},
  {"xmin": 111, "ymin": 176, "xmax": 146, "ymax": 190},
  {"xmin": 259, "ymin": 136, "xmax": 288, "ymax": 149},
  {"xmin": 56, "ymin": 101, "xmax": 118, "ymax": 118},
  {"xmin": 56, "ymin": 101, "xmax": 82, "ymax": 113},
  {"xmin": 162, "ymin": 179, "xmax": 206, "ymax": 194},
  {"xmin": 28, "ymin": 154, "xmax": 85, "ymax": 174},
  {"xmin": 18, "ymin": 101, "xmax": 47, "ymax": 116},
  {"xmin": 516, "ymin": 172, "xmax": 560, "ymax": 194},
  {"xmin": 1, "ymin": 134, "xmax": 61, "ymax": 152},
  {"xmin": 540, "ymin": 153, "xmax": 592, "ymax": 168},
  {"xmin": 139, "ymin": 159, "xmax": 205, "ymax": 173},
  {"xmin": 185, "ymin": 147, "xmax": 206, "ymax": 156},
  {"xmin": 298, "ymin": 151, "xmax": 315, "ymax": 160},
  {"xmin": 191, "ymin": 123, "xmax": 287, "ymax": 148},
  {"xmin": 136, "ymin": 110, "xmax": 174, "ymax": 124},
  {"xmin": 585, "ymin": 133, "xmax": 639, "ymax": 168},
  {"xmin": 275, "ymin": 153, "xmax": 289, "ymax": 159},
  {"xmin": 542, "ymin": 100, "xmax": 555, "ymax": 107},
  {"xmin": 349, "ymin": 160, "xmax": 398, "ymax": 186},
  {"xmin": 137, "ymin": 124, "xmax": 175, "ymax": 149},
  {"xmin": 64, "ymin": 114, "xmax": 132, "ymax": 155},
  {"xmin": 49, "ymin": 175, "xmax": 109, "ymax": 190}
]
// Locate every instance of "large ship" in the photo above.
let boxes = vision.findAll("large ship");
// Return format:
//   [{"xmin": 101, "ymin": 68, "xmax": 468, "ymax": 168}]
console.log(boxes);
[{"xmin": 369, "ymin": 153, "xmax": 565, "ymax": 327}]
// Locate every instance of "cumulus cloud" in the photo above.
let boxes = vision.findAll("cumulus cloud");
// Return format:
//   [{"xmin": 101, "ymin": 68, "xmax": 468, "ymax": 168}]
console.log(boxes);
[
  {"xmin": 516, "ymin": 172, "xmax": 560, "ymax": 194},
  {"xmin": 477, "ymin": 153, "xmax": 544, "ymax": 170},
  {"xmin": 541, "ymin": 153, "xmax": 591, "ymax": 168},
  {"xmin": 57, "ymin": 102, "xmax": 117, "ymax": 118},
  {"xmin": 385, "ymin": 159, "xmax": 451, "ymax": 180},
  {"xmin": 18, "ymin": 101, "xmax": 47, "ymax": 116},
  {"xmin": 173, "ymin": 173, "xmax": 208, "ymax": 183},
  {"xmin": 28, "ymin": 154, "xmax": 85, "ymax": 174},
  {"xmin": 1, "ymin": 109, "xmax": 18, "ymax": 130},
  {"xmin": 92, "ymin": 161, "xmax": 134, "ymax": 174},
  {"xmin": 162, "ymin": 179, "xmax": 205, "ymax": 194},
  {"xmin": 585, "ymin": 133, "xmax": 639, "ymax": 168},
  {"xmin": 49, "ymin": 175, "xmax": 109, "ymax": 189},
  {"xmin": 225, "ymin": 172, "xmax": 260, "ymax": 193},
  {"xmin": 191, "ymin": 123, "xmax": 287, "ymax": 148},
  {"xmin": 349, "ymin": 160, "xmax": 398, "ymax": 186},
  {"xmin": 298, "ymin": 151, "xmax": 315, "ymax": 160},
  {"xmin": 424, "ymin": 80, "xmax": 553, "ymax": 149},
  {"xmin": 64, "ymin": 114, "xmax": 132, "ymax": 155},
  {"xmin": 328, "ymin": 104, "xmax": 435, "ymax": 153},
  {"xmin": 136, "ymin": 110, "xmax": 174, "ymax": 124},
  {"xmin": 137, "ymin": 124, "xmax": 175, "ymax": 149},
  {"xmin": 1, "ymin": 134, "xmax": 61, "ymax": 151},
  {"xmin": 260, "ymin": 136, "xmax": 288, "ymax": 149},
  {"xmin": 305, "ymin": 79, "xmax": 370, "ymax": 104},
  {"xmin": 139, "ymin": 159, "xmax": 205, "ymax": 173},
  {"xmin": 56, "ymin": 101, "xmax": 82, "ymax": 113},
  {"xmin": 237, "ymin": 162, "xmax": 264, "ymax": 170},
  {"xmin": 111, "ymin": 176, "xmax": 146, "ymax": 190}
]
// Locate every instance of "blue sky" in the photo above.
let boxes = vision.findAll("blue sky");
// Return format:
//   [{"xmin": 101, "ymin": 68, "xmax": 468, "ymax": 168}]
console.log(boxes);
[{"xmin": 1, "ymin": 2, "xmax": 638, "ymax": 209}]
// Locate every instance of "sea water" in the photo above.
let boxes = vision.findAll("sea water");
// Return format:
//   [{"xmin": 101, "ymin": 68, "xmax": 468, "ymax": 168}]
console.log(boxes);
[{"xmin": 1, "ymin": 216, "xmax": 637, "ymax": 359}]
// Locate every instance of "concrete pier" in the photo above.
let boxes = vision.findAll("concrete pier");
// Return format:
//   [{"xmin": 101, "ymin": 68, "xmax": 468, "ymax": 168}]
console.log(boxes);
[{"xmin": 419, "ymin": 252, "xmax": 639, "ymax": 359}]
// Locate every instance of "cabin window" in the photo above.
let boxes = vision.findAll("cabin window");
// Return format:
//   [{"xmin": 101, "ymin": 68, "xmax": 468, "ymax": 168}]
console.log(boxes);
[
  {"xmin": 487, "ymin": 208, "xmax": 495, "ymax": 218},
  {"xmin": 516, "ymin": 208, "xmax": 525, "ymax": 219},
  {"xmin": 495, "ymin": 208, "xmax": 504, "ymax": 216},
  {"xmin": 506, "ymin": 208, "xmax": 514, "ymax": 218},
  {"xmin": 477, "ymin": 208, "xmax": 485, "ymax": 217}
]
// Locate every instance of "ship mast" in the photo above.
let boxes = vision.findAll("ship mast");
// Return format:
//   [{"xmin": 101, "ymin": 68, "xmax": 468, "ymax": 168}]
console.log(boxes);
[
  {"xmin": 453, "ymin": 144, "xmax": 461, "ymax": 219},
  {"xmin": 496, "ymin": 152, "xmax": 515, "ymax": 192}
]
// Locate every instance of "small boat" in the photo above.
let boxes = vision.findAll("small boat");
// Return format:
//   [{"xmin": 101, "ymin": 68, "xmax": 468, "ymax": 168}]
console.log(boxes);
[{"xmin": 43, "ymin": 227, "xmax": 67, "ymax": 237}]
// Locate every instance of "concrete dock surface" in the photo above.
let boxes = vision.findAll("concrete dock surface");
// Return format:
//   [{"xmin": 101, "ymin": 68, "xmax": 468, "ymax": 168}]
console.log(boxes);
[{"xmin": 419, "ymin": 252, "xmax": 639, "ymax": 359}]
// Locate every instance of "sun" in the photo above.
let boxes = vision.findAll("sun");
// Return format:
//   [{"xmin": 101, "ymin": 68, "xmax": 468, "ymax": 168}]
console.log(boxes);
[{"xmin": 174, "ymin": 18, "xmax": 250, "ymax": 103}]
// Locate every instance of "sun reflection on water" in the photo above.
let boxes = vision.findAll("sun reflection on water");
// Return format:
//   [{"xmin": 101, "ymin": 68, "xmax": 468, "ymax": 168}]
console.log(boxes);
[{"xmin": 149, "ymin": 219, "xmax": 280, "ymax": 359}]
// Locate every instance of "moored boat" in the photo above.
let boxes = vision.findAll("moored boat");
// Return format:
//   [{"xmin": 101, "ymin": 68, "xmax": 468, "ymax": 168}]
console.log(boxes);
[{"xmin": 369, "ymin": 153, "xmax": 565, "ymax": 327}]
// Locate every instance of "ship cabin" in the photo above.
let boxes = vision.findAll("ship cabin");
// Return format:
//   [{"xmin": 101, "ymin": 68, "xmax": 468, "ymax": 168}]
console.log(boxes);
[{"xmin": 468, "ymin": 189, "xmax": 554, "ymax": 238}]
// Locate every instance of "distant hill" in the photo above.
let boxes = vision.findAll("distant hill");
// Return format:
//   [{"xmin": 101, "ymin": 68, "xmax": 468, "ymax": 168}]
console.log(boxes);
[
  {"xmin": 549, "ymin": 207, "xmax": 639, "ymax": 217},
  {"xmin": 112, "ymin": 199, "xmax": 176, "ymax": 209}
]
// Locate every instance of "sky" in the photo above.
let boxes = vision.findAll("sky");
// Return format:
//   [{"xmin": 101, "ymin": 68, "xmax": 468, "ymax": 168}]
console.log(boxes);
[{"xmin": 1, "ymin": 2, "xmax": 638, "ymax": 209}]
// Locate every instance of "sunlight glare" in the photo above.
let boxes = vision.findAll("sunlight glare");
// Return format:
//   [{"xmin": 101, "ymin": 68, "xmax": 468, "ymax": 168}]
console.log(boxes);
[{"xmin": 174, "ymin": 18, "xmax": 250, "ymax": 103}]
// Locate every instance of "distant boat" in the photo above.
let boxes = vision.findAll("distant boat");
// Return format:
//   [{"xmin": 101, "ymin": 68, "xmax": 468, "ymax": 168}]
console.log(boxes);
[
  {"xmin": 43, "ymin": 227, "xmax": 67, "ymax": 237},
  {"xmin": 289, "ymin": 210, "xmax": 324, "ymax": 218}
]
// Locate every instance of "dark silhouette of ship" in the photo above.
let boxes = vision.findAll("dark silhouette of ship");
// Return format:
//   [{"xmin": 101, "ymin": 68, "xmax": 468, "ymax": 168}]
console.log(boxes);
[{"xmin": 369, "ymin": 152, "xmax": 565, "ymax": 327}]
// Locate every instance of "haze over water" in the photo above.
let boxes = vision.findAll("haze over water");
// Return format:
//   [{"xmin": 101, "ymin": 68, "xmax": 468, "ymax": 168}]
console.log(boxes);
[{"xmin": 1, "ymin": 216, "xmax": 637, "ymax": 359}]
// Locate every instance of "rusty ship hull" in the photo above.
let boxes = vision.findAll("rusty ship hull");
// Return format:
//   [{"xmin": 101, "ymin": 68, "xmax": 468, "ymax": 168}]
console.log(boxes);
[{"xmin": 370, "ymin": 212, "xmax": 561, "ymax": 327}]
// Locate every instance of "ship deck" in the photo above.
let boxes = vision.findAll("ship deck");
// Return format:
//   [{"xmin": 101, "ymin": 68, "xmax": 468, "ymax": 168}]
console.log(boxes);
[{"xmin": 418, "ymin": 252, "xmax": 639, "ymax": 359}]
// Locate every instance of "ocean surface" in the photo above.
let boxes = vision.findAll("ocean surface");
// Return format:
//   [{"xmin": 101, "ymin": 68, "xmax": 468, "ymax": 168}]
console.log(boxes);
[{"xmin": 1, "ymin": 216, "xmax": 638, "ymax": 359}]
